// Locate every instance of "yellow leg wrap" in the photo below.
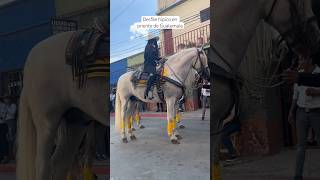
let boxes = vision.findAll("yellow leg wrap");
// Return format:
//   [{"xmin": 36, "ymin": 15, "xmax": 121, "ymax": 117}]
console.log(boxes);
[
  {"xmin": 135, "ymin": 113, "xmax": 140, "ymax": 125},
  {"xmin": 167, "ymin": 120, "xmax": 176, "ymax": 136},
  {"xmin": 128, "ymin": 116, "xmax": 133, "ymax": 129},
  {"xmin": 175, "ymin": 113, "xmax": 181, "ymax": 123},
  {"xmin": 121, "ymin": 119, "xmax": 125, "ymax": 131},
  {"xmin": 83, "ymin": 166, "xmax": 94, "ymax": 180},
  {"xmin": 66, "ymin": 173, "xmax": 73, "ymax": 180},
  {"xmin": 212, "ymin": 163, "xmax": 222, "ymax": 180}
]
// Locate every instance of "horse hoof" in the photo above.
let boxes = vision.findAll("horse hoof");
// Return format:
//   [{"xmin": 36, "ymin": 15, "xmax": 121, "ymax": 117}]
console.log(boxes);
[
  {"xmin": 175, "ymin": 134, "xmax": 183, "ymax": 140},
  {"xmin": 171, "ymin": 139, "xmax": 180, "ymax": 144},
  {"xmin": 130, "ymin": 135, "xmax": 137, "ymax": 140},
  {"xmin": 132, "ymin": 128, "xmax": 136, "ymax": 131},
  {"xmin": 140, "ymin": 125, "xmax": 145, "ymax": 129},
  {"xmin": 122, "ymin": 138, "xmax": 128, "ymax": 143},
  {"xmin": 179, "ymin": 125, "xmax": 185, "ymax": 129}
]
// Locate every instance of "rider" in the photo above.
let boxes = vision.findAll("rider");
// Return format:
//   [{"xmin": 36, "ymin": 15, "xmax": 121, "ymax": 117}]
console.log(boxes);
[{"xmin": 144, "ymin": 34, "xmax": 160, "ymax": 99}]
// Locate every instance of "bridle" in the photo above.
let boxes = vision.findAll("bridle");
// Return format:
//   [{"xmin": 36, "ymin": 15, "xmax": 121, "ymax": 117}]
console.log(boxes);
[
  {"xmin": 211, "ymin": 0, "xmax": 320, "ymax": 135},
  {"xmin": 164, "ymin": 48, "xmax": 210, "ymax": 90},
  {"xmin": 266, "ymin": 0, "xmax": 320, "ymax": 54},
  {"xmin": 192, "ymin": 48, "xmax": 210, "ymax": 80}
]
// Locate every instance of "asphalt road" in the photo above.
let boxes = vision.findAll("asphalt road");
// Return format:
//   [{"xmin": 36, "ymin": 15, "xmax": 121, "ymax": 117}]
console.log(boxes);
[{"xmin": 110, "ymin": 110, "xmax": 210, "ymax": 180}]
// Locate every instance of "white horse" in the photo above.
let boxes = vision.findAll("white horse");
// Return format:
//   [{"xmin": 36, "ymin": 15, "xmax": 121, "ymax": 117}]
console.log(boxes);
[
  {"xmin": 210, "ymin": 0, "xmax": 320, "ymax": 179},
  {"xmin": 16, "ymin": 29, "xmax": 108, "ymax": 180},
  {"xmin": 115, "ymin": 48, "xmax": 209, "ymax": 144}
]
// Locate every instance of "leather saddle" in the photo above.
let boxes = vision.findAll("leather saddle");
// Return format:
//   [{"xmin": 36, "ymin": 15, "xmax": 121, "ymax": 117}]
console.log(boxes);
[
  {"xmin": 131, "ymin": 61, "xmax": 166, "ymax": 86},
  {"xmin": 65, "ymin": 23, "xmax": 108, "ymax": 88},
  {"xmin": 66, "ymin": 28, "xmax": 107, "ymax": 65}
]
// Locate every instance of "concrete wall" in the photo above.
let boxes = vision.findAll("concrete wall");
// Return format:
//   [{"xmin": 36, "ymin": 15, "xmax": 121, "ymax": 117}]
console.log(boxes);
[
  {"xmin": 127, "ymin": 52, "xmax": 144, "ymax": 68},
  {"xmin": 235, "ymin": 22, "xmax": 284, "ymax": 155}
]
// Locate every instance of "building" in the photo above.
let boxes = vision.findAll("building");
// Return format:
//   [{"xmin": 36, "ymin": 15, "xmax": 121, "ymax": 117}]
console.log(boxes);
[
  {"xmin": 110, "ymin": 59, "xmax": 128, "ymax": 87},
  {"xmin": 157, "ymin": 0, "xmax": 210, "ymax": 57},
  {"xmin": 0, "ymin": 0, "xmax": 56, "ymax": 97},
  {"xmin": 55, "ymin": 0, "xmax": 108, "ymax": 29},
  {"xmin": 157, "ymin": 0, "xmax": 210, "ymax": 111}
]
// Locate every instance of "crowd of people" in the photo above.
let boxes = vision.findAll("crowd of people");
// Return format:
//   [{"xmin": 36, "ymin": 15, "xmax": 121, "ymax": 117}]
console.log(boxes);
[{"xmin": 0, "ymin": 95, "xmax": 17, "ymax": 164}]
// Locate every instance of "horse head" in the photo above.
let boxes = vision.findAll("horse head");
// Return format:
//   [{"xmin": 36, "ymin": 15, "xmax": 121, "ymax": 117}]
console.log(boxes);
[
  {"xmin": 265, "ymin": 0, "xmax": 320, "ymax": 57},
  {"xmin": 192, "ymin": 48, "xmax": 210, "ymax": 80}
]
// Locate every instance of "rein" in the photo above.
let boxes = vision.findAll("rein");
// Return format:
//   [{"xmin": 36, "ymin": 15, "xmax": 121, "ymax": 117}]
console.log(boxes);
[{"xmin": 164, "ymin": 49, "xmax": 208, "ymax": 90}]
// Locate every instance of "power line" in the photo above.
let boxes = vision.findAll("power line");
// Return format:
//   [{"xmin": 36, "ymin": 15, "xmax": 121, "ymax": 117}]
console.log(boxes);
[
  {"xmin": 111, "ymin": 15, "xmax": 200, "ymax": 46},
  {"xmin": 111, "ymin": 0, "xmax": 137, "ymax": 24}
]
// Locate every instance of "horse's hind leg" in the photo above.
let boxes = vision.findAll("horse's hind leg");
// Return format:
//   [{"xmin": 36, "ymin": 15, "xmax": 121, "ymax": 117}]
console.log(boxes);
[
  {"xmin": 34, "ymin": 117, "xmax": 57, "ymax": 180},
  {"xmin": 127, "ymin": 100, "xmax": 137, "ymax": 141},
  {"xmin": 51, "ymin": 119, "xmax": 88, "ymax": 180}
]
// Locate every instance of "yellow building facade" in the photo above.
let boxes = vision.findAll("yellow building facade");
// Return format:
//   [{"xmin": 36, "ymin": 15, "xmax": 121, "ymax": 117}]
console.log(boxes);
[{"xmin": 157, "ymin": 0, "xmax": 210, "ymax": 56}]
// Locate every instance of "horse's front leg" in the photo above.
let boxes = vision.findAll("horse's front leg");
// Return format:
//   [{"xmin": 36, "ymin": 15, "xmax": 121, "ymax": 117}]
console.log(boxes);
[
  {"xmin": 166, "ymin": 98, "xmax": 180, "ymax": 144},
  {"xmin": 211, "ymin": 76, "xmax": 235, "ymax": 180}
]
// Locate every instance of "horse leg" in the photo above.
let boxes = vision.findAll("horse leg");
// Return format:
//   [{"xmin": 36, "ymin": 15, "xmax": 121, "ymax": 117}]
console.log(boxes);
[
  {"xmin": 51, "ymin": 119, "xmax": 88, "ymax": 180},
  {"xmin": 34, "ymin": 119, "xmax": 57, "ymax": 180},
  {"xmin": 211, "ymin": 76, "xmax": 234, "ymax": 180},
  {"xmin": 127, "ymin": 100, "xmax": 137, "ymax": 141},
  {"xmin": 166, "ymin": 98, "xmax": 179, "ymax": 144},
  {"xmin": 174, "ymin": 105, "xmax": 183, "ymax": 139},
  {"xmin": 120, "ymin": 99, "xmax": 128, "ymax": 143}
]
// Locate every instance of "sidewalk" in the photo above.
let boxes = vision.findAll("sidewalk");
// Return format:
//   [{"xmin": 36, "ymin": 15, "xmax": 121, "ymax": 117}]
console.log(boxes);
[
  {"xmin": 221, "ymin": 148, "xmax": 320, "ymax": 180},
  {"xmin": 0, "ymin": 161, "xmax": 109, "ymax": 175}
]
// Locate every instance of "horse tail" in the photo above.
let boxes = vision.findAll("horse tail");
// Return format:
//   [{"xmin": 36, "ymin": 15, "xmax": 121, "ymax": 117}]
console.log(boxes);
[
  {"xmin": 16, "ymin": 91, "xmax": 36, "ymax": 180},
  {"xmin": 115, "ymin": 89, "xmax": 122, "ymax": 132}
]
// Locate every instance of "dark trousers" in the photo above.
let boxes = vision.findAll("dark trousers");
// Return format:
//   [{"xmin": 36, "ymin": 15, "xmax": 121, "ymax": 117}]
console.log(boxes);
[
  {"xmin": 157, "ymin": 103, "xmax": 163, "ymax": 112},
  {"xmin": 0, "ymin": 123, "xmax": 9, "ymax": 158},
  {"xmin": 221, "ymin": 122, "xmax": 240, "ymax": 155},
  {"xmin": 294, "ymin": 108, "xmax": 320, "ymax": 177}
]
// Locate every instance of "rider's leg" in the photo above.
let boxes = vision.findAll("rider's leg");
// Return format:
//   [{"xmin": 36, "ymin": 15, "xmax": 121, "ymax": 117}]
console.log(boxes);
[{"xmin": 144, "ymin": 74, "xmax": 156, "ymax": 99}]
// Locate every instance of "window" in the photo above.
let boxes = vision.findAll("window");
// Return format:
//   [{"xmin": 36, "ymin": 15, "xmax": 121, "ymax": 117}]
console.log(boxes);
[{"xmin": 200, "ymin": 8, "xmax": 210, "ymax": 22}]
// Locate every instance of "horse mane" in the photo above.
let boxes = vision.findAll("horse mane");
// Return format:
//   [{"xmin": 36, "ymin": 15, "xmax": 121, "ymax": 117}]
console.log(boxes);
[{"xmin": 166, "ymin": 47, "xmax": 198, "ymax": 63}]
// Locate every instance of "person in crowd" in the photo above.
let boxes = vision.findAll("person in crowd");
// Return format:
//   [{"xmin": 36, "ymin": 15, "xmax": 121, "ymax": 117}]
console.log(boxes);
[
  {"xmin": 110, "ymin": 88, "xmax": 116, "ymax": 112},
  {"xmin": 178, "ymin": 95, "xmax": 185, "ymax": 112},
  {"xmin": 0, "ymin": 95, "xmax": 10, "ymax": 164},
  {"xmin": 220, "ymin": 105, "xmax": 241, "ymax": 162},
  {"xmin": 287, "ymin": 54, "xmax": 320, "ymax": 180},
  {"xmin": 144, "ymin": 35, "xmax": 160, "ymax": 99},
  {"xmin": 201, "ymin": 78, "xmax": 210, "ymax": 120},
  {"xmin": 156, "ymin": 103, "xmax": 164, "ymax": 112},
  {"xmin": 3, "ymin": 96, "xmax": 17, "ymax": 145}
]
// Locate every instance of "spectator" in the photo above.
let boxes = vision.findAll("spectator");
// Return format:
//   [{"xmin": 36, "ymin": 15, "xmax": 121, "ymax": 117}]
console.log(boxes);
[
  {"xmin": 288, "ymin": 54, "xmax": 320, "ymax": 180},
  {"xmin": 0, "ymin": 96, "xmax": 9, "ymax": 164},
  {"xmin": 110, "ymin": 88, "xmax": 116, "ymax": 112},
  {"xmin": 178, "ymin": 95, "xmax": 185, "ymax": 112},
  {"xmin": 201, "ymin": 78, "xmax": 210, "ymax": 120},
  {"xmin": 220, "ymin": 105, "xmax": 240, "ymax": 162},
  {"xmin": 156, "ymin": 103, "xmax": 163, "ymax": 112}
]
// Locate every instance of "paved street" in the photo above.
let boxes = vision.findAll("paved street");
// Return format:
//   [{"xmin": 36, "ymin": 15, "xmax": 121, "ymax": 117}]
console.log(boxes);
[
  {"xmin": 221, "ymin": 148, "xmax": 320, "ymax": 180},
  {"xmin": 110, "ymin": 110, "xmax": 210, "ymax": 180}
]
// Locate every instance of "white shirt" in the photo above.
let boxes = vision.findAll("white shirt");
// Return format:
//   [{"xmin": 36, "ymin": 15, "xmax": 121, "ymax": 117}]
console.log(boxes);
[
  {"xmin": 4, "ymin": 103, "xmax": 17, "ymax": 120},
  {"xmin": 202, "ymin": 82, "xmax": 210, "ymax": 97},
  {"xmin": 293, "ymin": 66, "xmax": 320, "ymax": 108}
]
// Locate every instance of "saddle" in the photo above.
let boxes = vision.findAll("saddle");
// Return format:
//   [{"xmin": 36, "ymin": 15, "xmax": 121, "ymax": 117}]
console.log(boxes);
[
  {"xmin": 65, "ymin": 26, "xmax": 108, "ymax": 88},
  {"xmin": 131, "ymin": 61, "xmax": 167, "ymax": 101},
  {"xmin": 131, "ymin": 60, "xmax": 167, "ymax": 86}
]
